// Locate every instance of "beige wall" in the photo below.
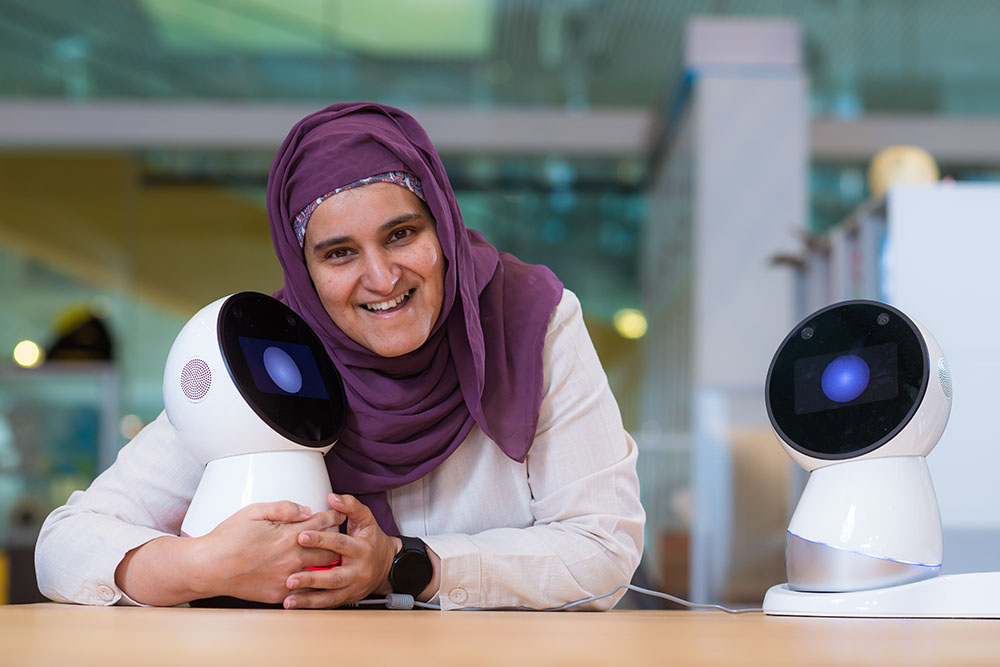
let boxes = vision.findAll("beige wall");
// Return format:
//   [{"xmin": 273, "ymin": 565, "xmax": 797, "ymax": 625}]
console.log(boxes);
[{"xmin": 0, "ymin": 153, "xmax": 281, "ymax": 317}]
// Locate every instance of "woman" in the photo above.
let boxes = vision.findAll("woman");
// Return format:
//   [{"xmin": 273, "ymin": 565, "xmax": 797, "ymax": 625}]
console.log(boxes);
[{"xmin": 35, "ymin": 103, "xmax": 644, "ymax": 610}]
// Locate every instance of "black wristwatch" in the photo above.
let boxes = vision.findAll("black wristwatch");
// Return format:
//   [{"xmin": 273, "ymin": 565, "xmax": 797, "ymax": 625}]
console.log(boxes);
[{"xmin": 388, "ymin": 536, "xmax": 433, "ymax": 597}]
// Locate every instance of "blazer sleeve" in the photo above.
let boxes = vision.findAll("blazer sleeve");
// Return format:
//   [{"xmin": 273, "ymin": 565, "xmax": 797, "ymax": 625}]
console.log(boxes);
[{"xmin": 34, "ymin": 412, "xmax": 202, "ymax": 605}]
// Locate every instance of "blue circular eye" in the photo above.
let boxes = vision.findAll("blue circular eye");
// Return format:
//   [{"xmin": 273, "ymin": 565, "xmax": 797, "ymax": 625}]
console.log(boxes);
[
  {"xmin": 263, "ymin": 346, "xmax": 303, "ymax": 394},
  {"xmin": 821, "ymin": 354, "xmax": 870, "ymax": 403}
]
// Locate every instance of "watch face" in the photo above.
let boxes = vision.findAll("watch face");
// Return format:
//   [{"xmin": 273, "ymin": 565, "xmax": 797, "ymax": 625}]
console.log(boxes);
[{"xmin": 391, "ymin": 545, "xmax": 433, "ymax": 597}]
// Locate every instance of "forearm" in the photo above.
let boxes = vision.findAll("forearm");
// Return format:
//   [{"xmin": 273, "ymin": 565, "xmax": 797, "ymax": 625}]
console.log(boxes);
[
  {"xmin": 35, "ymin": 506, "xmax": 177, "ymax": 605},
  {"xmin": 114, "ymin": 535, "xmax": 211, "ymax": 606},
  {"xmin": 424, "ymin": 515, "xmax": 641, "ymax": 610},
  {"xmin": 36, "ymin": 412, "xmax": 203, "ymax": 605},
  {"xmin": 418, "ymin": 430, "xmax": 645, "ymax": 611}
]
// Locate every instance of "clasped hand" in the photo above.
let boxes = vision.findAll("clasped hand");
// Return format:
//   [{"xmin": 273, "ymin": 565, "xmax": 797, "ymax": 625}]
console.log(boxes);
[{"xmin": 200, "ymin": 493, "xmax": 399, "ymax": 608}]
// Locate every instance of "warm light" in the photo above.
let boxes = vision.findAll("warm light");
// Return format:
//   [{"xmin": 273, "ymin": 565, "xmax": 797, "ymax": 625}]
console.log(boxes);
[
  {"xmin": 13, "ymin": 340, "xmax": 44, "ymax": 368},
  {"xmin": 613, "ymin": 308, "xmax": 648, "ymax": 340},
  {"xmin": 119, "ymin": 414, "xmax": 146, "ymax": 440}
]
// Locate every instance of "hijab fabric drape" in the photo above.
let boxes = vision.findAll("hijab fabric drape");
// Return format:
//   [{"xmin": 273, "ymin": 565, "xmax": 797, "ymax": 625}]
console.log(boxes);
[{"xmin": 267, "ymin": 102, "xmax": 563, "ymax": 535}]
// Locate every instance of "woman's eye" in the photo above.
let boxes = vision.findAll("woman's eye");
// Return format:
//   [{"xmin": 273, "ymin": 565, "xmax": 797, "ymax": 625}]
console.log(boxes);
[
  {"xmin": 388, "ymin": 228, "xmax": 412, "ymax": 243},
  {"xmin": 326, "ymin": 248, "xmax": 351, "ymax": 260}
]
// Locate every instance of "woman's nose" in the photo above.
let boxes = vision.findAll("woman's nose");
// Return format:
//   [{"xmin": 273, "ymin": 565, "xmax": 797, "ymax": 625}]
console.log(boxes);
[{"xmin": 360, "ymin": 251, "xmax": 400, "ymax": 294}]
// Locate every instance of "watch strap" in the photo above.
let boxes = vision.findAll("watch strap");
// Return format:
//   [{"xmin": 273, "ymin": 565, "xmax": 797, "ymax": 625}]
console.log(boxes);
[{"xmin": 398, "ymin": 535, "xmax": 425, "ymax": 555}]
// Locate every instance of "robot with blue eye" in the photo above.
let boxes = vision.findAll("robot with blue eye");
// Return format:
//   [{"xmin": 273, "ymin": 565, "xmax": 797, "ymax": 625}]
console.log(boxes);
[
  {"xmin": 162, "ymin": 292, "xmax": 347, "ymax": 537},
  {"xmin": 763, "ymin": 300, "xmax": 1000, "ymax": 617}
]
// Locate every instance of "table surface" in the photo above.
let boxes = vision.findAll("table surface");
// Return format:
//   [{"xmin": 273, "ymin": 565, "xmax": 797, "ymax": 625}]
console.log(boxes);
[{"xmin": 2, "ymin": 603, "xmax": 999, "ymax": 666}]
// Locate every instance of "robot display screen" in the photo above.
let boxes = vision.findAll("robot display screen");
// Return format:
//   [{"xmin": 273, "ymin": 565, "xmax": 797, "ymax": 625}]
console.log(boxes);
[
  {"xmin": 766, "ymin": 301, "xmax": 928, "ymax": 459},
  {"xmin": 218, "ymin": 293, "xmax": 346, "ymax": 447},
  {"xmin": 793, "ymin": 342, "xmax": 898, "ymax": 415},
  {"xmin": 237, "ymin": 336, "xmax": 329, "ymax": 400}
]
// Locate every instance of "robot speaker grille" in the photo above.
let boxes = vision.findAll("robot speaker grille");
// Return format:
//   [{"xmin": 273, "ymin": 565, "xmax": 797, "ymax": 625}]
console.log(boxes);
[
  {"xmin": 938, "ymin": 358, "xmax": 952, "ymax": 399},
  {"xmin": 180, "ymin": 359, "xmax": 212, "ymax": 401}
]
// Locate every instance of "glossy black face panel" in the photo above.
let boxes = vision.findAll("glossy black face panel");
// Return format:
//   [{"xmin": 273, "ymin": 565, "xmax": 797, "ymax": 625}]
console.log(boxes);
[
  {"xmin": 218, "ymin": 292, "xmax": 346, "ymax": 447},
  {"xmin": 766, "ymin": 301, "xmax": 928, "ymax": 460}
]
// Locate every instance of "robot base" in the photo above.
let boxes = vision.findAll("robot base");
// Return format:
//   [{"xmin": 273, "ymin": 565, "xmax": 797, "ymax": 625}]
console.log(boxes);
[
  {"xmin": 181, "ymin": 450, "xmax": 334, "ymax": 538},
  {"xmin": 763, "ymin": 572, "xmax": 1000, "ymax": 618}
]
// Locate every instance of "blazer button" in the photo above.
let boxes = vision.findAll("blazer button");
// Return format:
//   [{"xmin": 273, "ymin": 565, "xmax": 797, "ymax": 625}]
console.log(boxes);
[{"xmin": 448, "ymin": 587, "xmax": 468, "ymax": 605}]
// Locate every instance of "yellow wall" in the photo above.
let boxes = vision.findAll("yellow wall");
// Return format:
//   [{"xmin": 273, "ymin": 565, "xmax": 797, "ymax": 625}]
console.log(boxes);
[{"xmin": 0, "ymin": 153, "xmax": 281, "ymax": 317}]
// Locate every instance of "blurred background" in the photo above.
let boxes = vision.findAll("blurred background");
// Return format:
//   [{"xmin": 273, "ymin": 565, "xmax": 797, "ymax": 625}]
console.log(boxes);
[{"xmin": 3, "ymin": 0, "xmax": 1000, "ymax": 606}]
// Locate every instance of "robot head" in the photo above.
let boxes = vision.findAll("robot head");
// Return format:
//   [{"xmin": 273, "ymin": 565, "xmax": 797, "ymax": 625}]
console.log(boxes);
[
  {"xmin": 766, "ymin": 300, "xmax": 952, "ymax": 471},
  {"xmin": 163, "ymin": 292, "xmax": 347, "ymax": 464}
]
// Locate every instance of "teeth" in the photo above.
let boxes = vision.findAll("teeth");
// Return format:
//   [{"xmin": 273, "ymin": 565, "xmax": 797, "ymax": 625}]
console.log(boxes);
[{"xmin": 364, "ymin": 289, "xmax": 413, "ymax": 312}]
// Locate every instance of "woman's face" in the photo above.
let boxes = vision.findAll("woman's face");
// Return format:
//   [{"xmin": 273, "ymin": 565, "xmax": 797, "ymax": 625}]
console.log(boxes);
[{"xmin": 303, "ymin": 182, "xmax": 445, "ymax": 358}]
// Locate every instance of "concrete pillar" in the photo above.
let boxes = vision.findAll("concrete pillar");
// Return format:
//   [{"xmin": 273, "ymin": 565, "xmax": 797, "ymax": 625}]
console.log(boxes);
[{"xmin": 640, "ymin": 17, "xmax": 808, "ymax": 603}]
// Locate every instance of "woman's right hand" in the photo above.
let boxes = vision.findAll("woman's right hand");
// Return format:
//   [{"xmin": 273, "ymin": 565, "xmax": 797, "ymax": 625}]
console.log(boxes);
[{"xmin": 115, "ymin": 501, "xmax": 344, "ymax": 606}]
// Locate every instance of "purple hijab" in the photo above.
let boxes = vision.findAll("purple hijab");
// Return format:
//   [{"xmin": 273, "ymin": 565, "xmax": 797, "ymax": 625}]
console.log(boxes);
[{"xmin": 266, "ymin": 102, "xmax": 564, "ymax": 535}]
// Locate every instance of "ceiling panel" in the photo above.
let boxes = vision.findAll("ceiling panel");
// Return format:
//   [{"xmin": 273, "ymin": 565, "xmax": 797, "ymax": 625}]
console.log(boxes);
[
  {"xmin": 3, "ymin": 0, "xmax": 1000, "ymax": 113},
  {"xmin": 139, "ymin": 0, "xmax": 494, "ymax": 57}
]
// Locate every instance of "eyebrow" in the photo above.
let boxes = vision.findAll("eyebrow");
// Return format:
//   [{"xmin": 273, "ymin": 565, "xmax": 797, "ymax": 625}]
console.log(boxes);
[{"xmin": 309, "ymin": 212, "xmax": 425, "ymax": 255}]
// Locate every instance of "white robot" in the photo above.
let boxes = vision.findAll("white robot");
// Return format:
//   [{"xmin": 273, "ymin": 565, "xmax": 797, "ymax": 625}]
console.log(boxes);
[
  {"xmin": 763, "ymin": 299, "xmax": 1000, "ymax": 617},
  {"xmin": 163, "ymin": 292, "xmax": 346, "ymax": 538}
]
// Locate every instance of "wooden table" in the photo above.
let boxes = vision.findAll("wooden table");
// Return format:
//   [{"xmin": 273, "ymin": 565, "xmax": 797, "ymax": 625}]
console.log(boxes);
[{"xmin": 2, "ymin": 603, "xmax": 998, "ymax": 666}]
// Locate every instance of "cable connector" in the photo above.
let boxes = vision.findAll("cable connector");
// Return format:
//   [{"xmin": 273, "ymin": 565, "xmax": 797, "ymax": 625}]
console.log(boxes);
[{"xmin": 384, "ymin": 593, "xmax": 416, "ymax": 610}]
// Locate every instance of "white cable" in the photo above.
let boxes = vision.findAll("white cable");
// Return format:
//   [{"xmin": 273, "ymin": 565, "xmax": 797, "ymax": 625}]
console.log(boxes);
[
  {"xmin": 352, "ymin": 585, "xmax": 762, "ymax": 613},
  {"xmin": 544, "ymin": 584, "xmax": 762, "ymax": 613}
]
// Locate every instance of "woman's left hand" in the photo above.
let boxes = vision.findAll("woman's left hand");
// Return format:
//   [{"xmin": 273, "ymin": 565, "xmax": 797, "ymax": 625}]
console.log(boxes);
[{"xmin": 282, "ymin": 493, "xmax": 401, "ymax": 609}]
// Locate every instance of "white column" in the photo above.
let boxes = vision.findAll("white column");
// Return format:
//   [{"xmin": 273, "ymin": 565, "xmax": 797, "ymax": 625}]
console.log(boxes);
[{"xmin": 641, "ymin": 17, "xmax": 808, "ymax": 603}]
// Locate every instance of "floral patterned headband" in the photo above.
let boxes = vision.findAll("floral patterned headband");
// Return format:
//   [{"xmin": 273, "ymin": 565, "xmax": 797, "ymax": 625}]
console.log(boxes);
[{"xmin": 293, "ymin": 171, "xmax": 425, "ymax": 248}]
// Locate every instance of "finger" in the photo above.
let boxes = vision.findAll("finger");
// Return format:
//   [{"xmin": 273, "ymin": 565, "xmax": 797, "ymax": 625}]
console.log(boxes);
[
  {"xmin": 297, "ymin": 530, "xmax": 365, "ymax": 560},
  {"xmin": 286, "ymin": 565, "xmax": 350, "ymax": 592},
  {"xmin": 242, "ymin": 500, "xmax": 311, "ymax": 523},
  {"xmin": 296, "ymin": 508, "xmax": 346, "ymax": 532},
  {"xmin": 328, "ymin": 494, "xmax": 375, "ymax": 527},
  {"xmin": 284, "ymin": 586, "xmax": 360, "ymax": 610}
]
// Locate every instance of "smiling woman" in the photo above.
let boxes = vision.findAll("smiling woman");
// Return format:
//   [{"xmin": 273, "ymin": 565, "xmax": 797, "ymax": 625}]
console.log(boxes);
[{"xmin": 35, "ymin": 103, "xmax": 645, "ymax": 612}]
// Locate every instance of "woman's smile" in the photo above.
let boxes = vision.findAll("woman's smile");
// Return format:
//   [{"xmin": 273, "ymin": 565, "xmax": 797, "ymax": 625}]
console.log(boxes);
[{"xmin": 361, "ymin": 288, "xmax": 415, "ymax": 314}]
